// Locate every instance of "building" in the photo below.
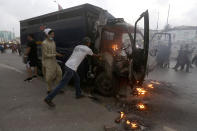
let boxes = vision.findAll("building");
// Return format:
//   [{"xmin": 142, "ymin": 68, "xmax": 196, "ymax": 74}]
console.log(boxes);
[
  {"xmin": 0, "ymin": 31, "xmax": 15, "ymax": 43},
  {"xmin": 166, "ymin": 26, "xmax": 197, "ymax": 44},
  {"xmin": 165, "ymin": 26, "xmax": 197, "ymax": 58}
]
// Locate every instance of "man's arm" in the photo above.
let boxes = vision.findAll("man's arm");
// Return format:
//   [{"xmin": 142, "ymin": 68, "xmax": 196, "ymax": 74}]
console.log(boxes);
[
  {"xmin": 92, "ymin": 53, "xmax": 101, "ymax": 57},
  {"xmin": 56, "ymin": 52, "xmax": 63, "ymax": 57},
  {"xmin": 24, "ymin": 47, "xmax": 31, "ymax": 57}
]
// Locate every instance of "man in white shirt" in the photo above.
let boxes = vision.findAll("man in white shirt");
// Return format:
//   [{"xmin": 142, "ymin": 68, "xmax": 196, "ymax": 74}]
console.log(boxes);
[{"xmin": 44, "ymin": 37, "xmax": 95, "ymax": 107}]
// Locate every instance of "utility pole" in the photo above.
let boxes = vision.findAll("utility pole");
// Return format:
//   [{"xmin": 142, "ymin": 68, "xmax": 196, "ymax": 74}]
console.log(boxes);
[
  {"xmin": 54, "ymin": 0, "xmax": 63, "ymax": 11},
  {"xmin": 156, "ymin": 11, "xmax": 160, "ymax": 32},
  {"xmin": 167, "ymin": 4, "xmax": 170, "ymax": 26},
  {"xmin": 12, "ymin": 28, "xmax": 15, "ymax": 40}
]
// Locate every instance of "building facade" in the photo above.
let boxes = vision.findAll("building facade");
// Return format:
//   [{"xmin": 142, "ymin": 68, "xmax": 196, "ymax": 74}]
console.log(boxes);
[
  {"xmin": 167, "ymin": 26, "xmax": 197, "ymax": 44},
  {"xmin": 0, "ymin": 31, "xmax": 15, "ymax": 43},
  {"xmin": 166, "ymin": 26, "xmax": 197, "ymax": 58}
]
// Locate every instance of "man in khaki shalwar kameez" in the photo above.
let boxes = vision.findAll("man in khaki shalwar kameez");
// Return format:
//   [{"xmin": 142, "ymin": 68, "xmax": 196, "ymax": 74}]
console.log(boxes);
[{"xmin": 42, "ymin": 28, "xmax": 63, "ymax": 94}]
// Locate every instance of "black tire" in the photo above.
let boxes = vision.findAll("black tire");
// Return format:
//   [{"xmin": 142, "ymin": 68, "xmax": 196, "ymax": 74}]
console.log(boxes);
[{"xmin": 95, "ymin": 72, "xmax": 118, "ymax": 97}]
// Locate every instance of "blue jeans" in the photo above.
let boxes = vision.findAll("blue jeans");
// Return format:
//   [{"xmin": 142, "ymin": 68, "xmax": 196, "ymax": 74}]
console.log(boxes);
[{"xmin": 46, "ymin": 66, "xmax": 81, "ymax": 100}]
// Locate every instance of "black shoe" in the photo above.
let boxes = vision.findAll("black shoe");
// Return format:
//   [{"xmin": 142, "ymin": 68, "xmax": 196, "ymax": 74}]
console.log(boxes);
[
  {"xmin": 58, "ymin": 90, "xmax": 64, "ymax": 94},
  {"xmin": 44, "ymin": 98, "xmax": 55, "ymax": 107},
  {"xmin": 76, "ymin": 94, "xmax": 85, "ymax": 99},
  {"xmin": 47, "ymin": 91, "xmax": 51, "ymax": 94},
  {"xmin": 24, "ymin": 77, "xmax": 32, "ymax": 82}
]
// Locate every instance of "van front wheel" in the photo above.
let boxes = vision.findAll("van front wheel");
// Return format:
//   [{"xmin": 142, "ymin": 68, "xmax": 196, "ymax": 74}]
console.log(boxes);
[{"xmin": 95, "ymin": 72, "xmax": 118, "ymax": 97}]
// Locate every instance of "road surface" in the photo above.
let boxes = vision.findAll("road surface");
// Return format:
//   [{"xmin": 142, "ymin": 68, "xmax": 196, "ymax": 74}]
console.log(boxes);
[
  {"xmin": 0, "ymin": 51, "xmax": 197, "ymax": 131},
  {"xmin": 0, "ymin": 51, "xmax": 116, "ymax": 131}
]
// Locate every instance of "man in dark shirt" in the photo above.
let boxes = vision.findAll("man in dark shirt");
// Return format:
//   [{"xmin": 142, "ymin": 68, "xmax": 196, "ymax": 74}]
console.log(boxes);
[{"xmin": 24, "ymin": 34, "xmax": 38, "ymax": 81}]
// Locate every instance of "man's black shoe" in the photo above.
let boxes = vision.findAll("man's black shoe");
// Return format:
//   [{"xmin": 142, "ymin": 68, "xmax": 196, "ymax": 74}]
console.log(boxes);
[
  {"xmin": 47, "ymin": 91, "xmax": 51, "ymax": 94},
  {"xmin": 76, "ymin": 94, "xmax": 85, "ymax": 99},
  {"xmin": 24, "ymin": 77, "xmax": 32, "ymax": 82},
  {"xmin": 58, "ymin": 90, "xmax": 64, "ymax": 94},
  {"xmin": 44, "ymin": 98, "xmax": 55, "ymax": 107}
]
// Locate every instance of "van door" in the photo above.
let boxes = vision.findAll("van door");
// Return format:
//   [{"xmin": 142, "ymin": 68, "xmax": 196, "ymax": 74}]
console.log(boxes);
[{"xmin": 131, "ymin": 10, "xmax": 149, "ymax": 85}]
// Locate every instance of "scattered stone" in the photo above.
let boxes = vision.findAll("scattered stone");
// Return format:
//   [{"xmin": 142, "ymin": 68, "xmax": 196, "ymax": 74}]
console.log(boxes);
[{"xmin": 104, "ymin": 125, "xmax": 120, "ymax": 131}]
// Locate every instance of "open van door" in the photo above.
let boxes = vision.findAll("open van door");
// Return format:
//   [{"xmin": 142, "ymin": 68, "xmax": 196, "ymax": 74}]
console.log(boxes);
[
  {"xmin": 149, "ymin": 33, "xmax": 172, "ymax": 69},
  {"xmin": 131, "ymin": 10, "xmax": 149, "ymax": 85}
]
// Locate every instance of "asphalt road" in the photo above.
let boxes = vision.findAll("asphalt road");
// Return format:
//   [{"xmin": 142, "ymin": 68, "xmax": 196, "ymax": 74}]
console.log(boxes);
[
  {"xmin": 0, "ymin": 50, "xmax": 197, "ymax": 131},
  {"xmin": 147, "ymin": 64, "xmax": 197, "ymax": 131},
  {"xmin": 0, "ymin": 51, "xmax": 117, "ymax": 131}
]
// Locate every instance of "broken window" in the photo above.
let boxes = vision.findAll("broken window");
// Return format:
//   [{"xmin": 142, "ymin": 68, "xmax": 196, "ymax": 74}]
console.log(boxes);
[{"xmin": 103, "ymin": 31, "xmax": 114, "ymax": 40}]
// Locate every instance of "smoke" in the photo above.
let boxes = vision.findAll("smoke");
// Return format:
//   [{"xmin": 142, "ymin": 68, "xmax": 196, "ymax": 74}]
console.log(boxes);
[{"xmin": 1, "ymin": 0, "xmax": 197, "ymax": 36}]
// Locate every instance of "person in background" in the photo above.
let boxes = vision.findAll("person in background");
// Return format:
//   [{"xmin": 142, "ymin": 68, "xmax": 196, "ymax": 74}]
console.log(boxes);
[
  {"xmin": 183, "ymin": 45, "xmax": 191, "ymax": 73},
  {"xmin": 173, "ymin": 45, "xmax": 184, "ymax": 71},
  {"xmin": 192, "ymin": 54, "xmax": 197, "ymax": 67},
  {"xmin": 44, "ymin": 37, "xmax": 99, "ymax": 107},
  {"xmin": 17, "ymin": 43, "xmax": 22, "ymax": 56},
  {"xmin": 42, "ymin": 28, "xmax": 64, "ymax": 94},
  {"xmin": 24, "ymin": 34, "xmax": 38, "ymax": 82},
  {"xmin": 0, "ymin": 44, "xmax": 4, "ymax": 53}
]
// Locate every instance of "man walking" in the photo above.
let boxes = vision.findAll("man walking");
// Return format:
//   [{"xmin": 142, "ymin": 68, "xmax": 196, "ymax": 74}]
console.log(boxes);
[
  {"xmin": 173, "ymin": 45, "xmax": 184, "ymax": 71},
  {"xmin": 44, "ymin": 37, "xmax": 96, "ymax": 107},
  {"xmin": 192, "ymin": 54, "xmax": 197, "ymax": 67},
  {"xmin": 24, "ymin": 34, "xmax": 38, "ymax": 81},
  {"xmin": 42, "ymin": 28, "xmax": 63, "ymax": 94},
  {"xmin": 184, "ymin": 45, "xmax": 191, "ymax": 72}
]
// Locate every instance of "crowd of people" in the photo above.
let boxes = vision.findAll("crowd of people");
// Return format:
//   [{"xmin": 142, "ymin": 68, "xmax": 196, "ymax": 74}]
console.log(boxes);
[
  {"xmin": 0, "ymin": 43, "xmax": 21, "ymax": 55},
  {"xmin": 173, "ymin": 44, "xmax": 196, "ymax": 72},
  {"xmin": 24, "ymin": 28, "xmax": 98, "ymax": 107}
]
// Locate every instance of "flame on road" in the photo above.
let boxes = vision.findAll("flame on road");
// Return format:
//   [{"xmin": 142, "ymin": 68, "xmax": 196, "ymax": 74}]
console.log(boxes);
[
  {"xmin": 126, "ymin": 120, "xmax": 131, "ymax": 125},
  {"xmin": 148, "ymin": 84, "xmax": 154, "ymax": 89},
  {"xmin": 131, "ymin": 122, "xmax": 138, "ymax": 128},
  {"xmin": 137, "ymin": 103, "xmax": 146, "ymax": 110},
  {"xmin": 126, "ymin": 120, "xmax": 138, "ymax": 129},
  {"xmin": 136, "ymin": 88, "xmax": 147, "ymax": 95},
  {"xmin": 120, "ymin": 112, "xmax": 125, "ymax": 119}
]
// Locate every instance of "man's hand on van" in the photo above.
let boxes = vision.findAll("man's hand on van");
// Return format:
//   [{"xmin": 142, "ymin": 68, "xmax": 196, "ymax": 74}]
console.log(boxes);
[
  {"xmin": 56, "ymin": 53, "xmax": 63, "ymax": 57},
  {"xmin": 93, "ymin": 53, "xmax": 101, "ymax": 57}
]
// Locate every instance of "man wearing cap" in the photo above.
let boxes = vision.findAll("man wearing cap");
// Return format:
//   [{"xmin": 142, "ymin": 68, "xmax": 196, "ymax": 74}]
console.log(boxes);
[
  {"xmin": 44, "ymin": 37, "xmax": 97, "ymax": 107},
  {"xmin": 42, "ymin": 28, "xmax": 64, "ymax": 94}
]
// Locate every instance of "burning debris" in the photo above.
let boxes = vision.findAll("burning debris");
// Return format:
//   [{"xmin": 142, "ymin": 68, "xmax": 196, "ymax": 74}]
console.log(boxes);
[
  {"xmin": 121, "ymin": 112, "xmax": 126, "ymax": 119},
  {"xmin": 147, "ymin": 84, "xmax": 154, "ymax": 89},
  {"xmin": 135, "ymin": 88, "xmax": 147, "ymax": 96},
  {"xmin": 125, "ymin": 120, "xmax": 139, "ymax": 130},
  {"xmin": 125, "ymin": 120, "xmax": 138, "ymax": 129},
  {"xmin": 136, "ymin": 103, "xmax": 146, "ymax": 111},
  {"xmin": 104, "ymin": 80, "xmax": 164, "ymax": 131},
  {"xmin": 115, "ymin": 112, "xmax": 148, "ymax": 131},
  {"xmin": 112, "ymin": 80, "xmax": 160, "ymax": 130},
  {"xmin": 115, "ymin": 112, "xmax": 126, "ymax": 123}
]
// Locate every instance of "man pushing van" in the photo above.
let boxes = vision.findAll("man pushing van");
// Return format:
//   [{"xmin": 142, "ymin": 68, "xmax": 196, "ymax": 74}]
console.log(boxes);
[{"xmin": 44, "ymin": 37, "xmax": 97, "ymax": 107}]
